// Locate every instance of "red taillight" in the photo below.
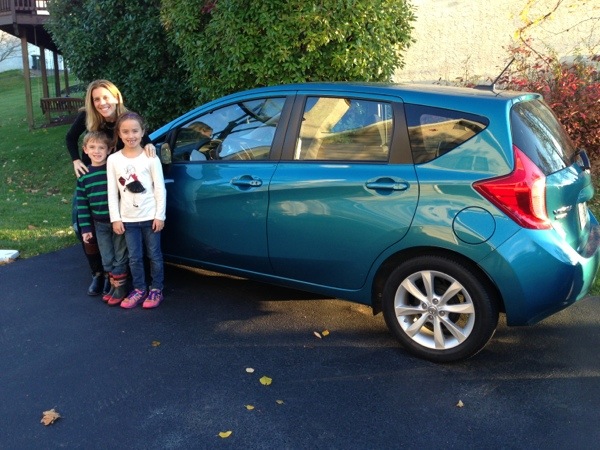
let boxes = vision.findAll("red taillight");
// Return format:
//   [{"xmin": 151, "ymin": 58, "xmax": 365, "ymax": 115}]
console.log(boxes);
[{"xmin": 473, "ymin": 145, "xmax": 551, "ymax": 230}]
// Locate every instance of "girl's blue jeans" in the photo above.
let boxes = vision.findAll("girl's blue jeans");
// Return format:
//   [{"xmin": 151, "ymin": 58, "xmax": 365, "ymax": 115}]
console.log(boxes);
[{"xmin": 124, "ymin": 220, "xmax": 164, "ymax": 291}]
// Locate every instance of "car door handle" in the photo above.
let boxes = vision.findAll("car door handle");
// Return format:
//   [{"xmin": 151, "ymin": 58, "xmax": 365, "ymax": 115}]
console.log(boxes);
[
  {"xmin": 231, "ymin": 176, "xmax": 263, "ymax": 188},
  {"xmin": 366, "ymin": 179, "xmax": 409, "ymax": 191}
]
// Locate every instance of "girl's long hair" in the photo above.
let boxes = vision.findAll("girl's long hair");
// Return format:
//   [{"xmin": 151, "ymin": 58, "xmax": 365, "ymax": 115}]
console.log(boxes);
[{"xmin": 84, "ymin": 80, "xmax": 129, "ymax": 131}]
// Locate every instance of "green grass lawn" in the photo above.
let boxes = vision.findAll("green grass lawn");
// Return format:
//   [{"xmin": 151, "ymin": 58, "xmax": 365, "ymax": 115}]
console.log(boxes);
[{"xmin": 0, "ymin": 70, "xmax": 78, "ymax": 258}]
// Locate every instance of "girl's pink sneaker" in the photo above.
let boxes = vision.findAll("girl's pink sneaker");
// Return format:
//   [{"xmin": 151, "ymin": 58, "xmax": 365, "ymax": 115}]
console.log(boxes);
[
  {"xmin": 143, "ymin": 289, "xmax": 163, "ymax": 309},
  {"xmin": 120, "ymin": 289, "xmax": 147, "ymax": 309}
]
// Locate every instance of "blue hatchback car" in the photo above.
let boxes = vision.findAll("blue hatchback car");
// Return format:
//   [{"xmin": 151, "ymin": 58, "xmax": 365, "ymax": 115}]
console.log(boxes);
[{"xmin": 151, "ymin": 82, "xmax": 600, "ymax": 362}]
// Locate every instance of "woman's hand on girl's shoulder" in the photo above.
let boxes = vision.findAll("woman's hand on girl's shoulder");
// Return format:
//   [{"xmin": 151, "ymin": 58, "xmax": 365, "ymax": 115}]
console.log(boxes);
[{"xmin": 144, "ymin": 144, "xmax": 156, "ymax": 158}]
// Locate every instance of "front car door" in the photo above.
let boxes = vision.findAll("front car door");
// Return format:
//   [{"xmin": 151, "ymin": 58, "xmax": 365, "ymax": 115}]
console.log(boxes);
[{"xmin": 159, "ymin": 96, "xmax": 291, "ymax": 273}]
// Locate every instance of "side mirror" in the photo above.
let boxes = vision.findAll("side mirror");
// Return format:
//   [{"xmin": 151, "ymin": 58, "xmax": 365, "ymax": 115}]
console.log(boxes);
[{"xmin": 159, "ymin": 143, "xmax": 172, "ymax": 165}]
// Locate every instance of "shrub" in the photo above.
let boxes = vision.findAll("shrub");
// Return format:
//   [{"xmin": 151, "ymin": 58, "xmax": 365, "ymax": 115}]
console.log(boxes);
[
  {"xmin": 46, "ymin": 0, "xmax": 196, "ymax": 129},
  {"xmin": 161, "ymin": 0, "xmax": 416, "ymax": 104}
]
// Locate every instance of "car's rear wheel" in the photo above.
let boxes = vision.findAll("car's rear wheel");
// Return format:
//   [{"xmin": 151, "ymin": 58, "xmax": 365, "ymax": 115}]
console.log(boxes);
[{"xmin": 382, "ymin": 255, "xmax": 498, "ymax": 363}]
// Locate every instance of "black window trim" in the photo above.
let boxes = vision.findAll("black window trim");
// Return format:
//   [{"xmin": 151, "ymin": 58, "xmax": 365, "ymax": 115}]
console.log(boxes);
[{"xmin": 281, "ymin": 93, "xmax": 413, "ymax": 164}]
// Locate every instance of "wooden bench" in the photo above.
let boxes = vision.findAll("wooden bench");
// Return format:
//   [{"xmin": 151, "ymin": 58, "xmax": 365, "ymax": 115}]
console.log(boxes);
[{"xmin": 40, "ymin": 97, "xmax": 85, "ymax": 115}]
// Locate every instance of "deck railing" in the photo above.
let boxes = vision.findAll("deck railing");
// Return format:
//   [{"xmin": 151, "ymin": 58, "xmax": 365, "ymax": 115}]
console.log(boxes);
[{"xmin": 0, "ymin": 0, "xmax": 48, "ymax": 15}]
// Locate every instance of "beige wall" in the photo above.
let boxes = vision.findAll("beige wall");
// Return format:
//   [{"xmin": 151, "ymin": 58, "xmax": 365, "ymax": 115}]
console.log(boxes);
[{"xmin": 395, "ymin": 0, "xmax": 600, "ymax": 83}]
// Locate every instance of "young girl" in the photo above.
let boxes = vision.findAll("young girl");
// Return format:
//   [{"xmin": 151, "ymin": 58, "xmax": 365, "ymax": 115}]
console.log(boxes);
[{"xmin": 107, "ymin": 112, "xmax": 166, "ymax": 309}]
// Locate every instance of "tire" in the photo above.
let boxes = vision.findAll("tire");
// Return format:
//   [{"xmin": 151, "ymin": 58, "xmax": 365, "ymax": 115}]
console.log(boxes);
[{"xmin": 382, "ymin": 255, "xmax": 499, "ymax": 363}]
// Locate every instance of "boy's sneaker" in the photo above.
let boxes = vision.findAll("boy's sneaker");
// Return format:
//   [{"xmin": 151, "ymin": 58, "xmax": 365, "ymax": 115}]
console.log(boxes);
[
  {"xmin": 143, "ymin": 289, "xmax": 163, "ymax": 309},
  {"xmin": 120, "ymin": 289, "xmax": 147, "ymax": 309}
]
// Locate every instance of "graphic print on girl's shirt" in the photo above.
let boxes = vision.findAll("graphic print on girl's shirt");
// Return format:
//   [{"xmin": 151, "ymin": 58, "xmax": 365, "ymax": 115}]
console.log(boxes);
[
  {"xmin": 119, "ymin": 164, "xmax": 146, "ymax": 193},
  {"xmin": 119, "ymin": 164, "xmax": 146, "ymax": 207}
]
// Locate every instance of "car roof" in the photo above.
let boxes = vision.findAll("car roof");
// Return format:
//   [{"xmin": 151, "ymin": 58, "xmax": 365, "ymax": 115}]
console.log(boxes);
[
  {"xmin": 151, "ymin": 82, "xmax": 537, "ymax": 139},
  {"xmin": 235, "ymin": 81, "xmax": 530, "ymax": 101}
]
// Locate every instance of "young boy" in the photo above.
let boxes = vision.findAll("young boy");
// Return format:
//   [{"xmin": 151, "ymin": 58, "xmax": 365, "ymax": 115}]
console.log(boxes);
[{"xmin": 76, "ymin": 131, "xmax": 128, "ymax": 305}]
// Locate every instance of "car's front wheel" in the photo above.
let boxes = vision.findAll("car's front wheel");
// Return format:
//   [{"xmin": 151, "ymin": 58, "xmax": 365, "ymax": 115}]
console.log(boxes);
[{"xmin": 382, "ymin": 255, "xmax": 499, "ymax": 363}]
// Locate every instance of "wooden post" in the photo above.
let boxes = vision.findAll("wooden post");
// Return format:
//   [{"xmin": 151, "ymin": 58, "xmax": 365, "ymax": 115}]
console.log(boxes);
[
  {"xmin": 64, "ymin": 60, "xmax": 70, "ymax": 95},
  {"xmin": 53, "ymin": 51, "xmax": 60, "ymax": 96},
  {"xmin": 19, "ymin": 27, "xmax": 34, "ymax": 130},
  {"xmin": 39, "ymin": 46, "xmax": 50, "ymax": 123}
]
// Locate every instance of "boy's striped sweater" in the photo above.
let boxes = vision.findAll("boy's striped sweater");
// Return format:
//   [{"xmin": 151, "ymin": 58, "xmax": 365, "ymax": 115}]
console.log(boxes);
[{"xmin": 76, "ymin": 164, "xmax": 110, "ymax": 234}]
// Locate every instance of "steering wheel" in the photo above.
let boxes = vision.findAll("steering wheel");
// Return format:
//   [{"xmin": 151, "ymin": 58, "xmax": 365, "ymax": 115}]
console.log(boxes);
[{"xmin": 199, "ymin": 139, "xmax": 222, "ymax": 160}]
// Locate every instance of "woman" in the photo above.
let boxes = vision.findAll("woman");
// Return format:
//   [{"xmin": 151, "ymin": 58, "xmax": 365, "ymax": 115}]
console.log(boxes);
[{"xmin": 66, "ymin": 80, "xmax": 155, "ymax": 296}]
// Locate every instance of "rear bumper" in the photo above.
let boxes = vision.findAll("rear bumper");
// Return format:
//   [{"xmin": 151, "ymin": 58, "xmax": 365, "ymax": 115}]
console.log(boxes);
[{"xmin": 480, "ymin": 223, "xmax": 600, "ymax": 326}]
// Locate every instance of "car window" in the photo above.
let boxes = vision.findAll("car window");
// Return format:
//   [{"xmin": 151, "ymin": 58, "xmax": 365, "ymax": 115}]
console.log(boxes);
[
  {"xmin": 404, "ymin": 104, "xmax": 489, "ymax": 164},
  {"xmin": 510, "ymin": 99, "xmax": 576, "ymax": 175},
  {"xmin": 171, "ymin": 98, "xmax": 285, "ymax": 162},
  {"xmin": 294, "ymin": 97, "xmax": 392, "ymax": 161}
]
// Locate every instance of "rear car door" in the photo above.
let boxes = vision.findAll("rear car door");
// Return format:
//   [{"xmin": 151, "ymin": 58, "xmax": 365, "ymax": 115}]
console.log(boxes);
[{"xmin": 267, "ymin": 93, "xmax": 419, "ymax": 290}]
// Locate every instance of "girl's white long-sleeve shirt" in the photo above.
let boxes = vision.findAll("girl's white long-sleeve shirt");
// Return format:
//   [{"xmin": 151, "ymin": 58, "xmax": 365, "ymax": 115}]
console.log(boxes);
[{"xmin": 107, "ymin": 151, "xmax": 166, "ymax": 223}]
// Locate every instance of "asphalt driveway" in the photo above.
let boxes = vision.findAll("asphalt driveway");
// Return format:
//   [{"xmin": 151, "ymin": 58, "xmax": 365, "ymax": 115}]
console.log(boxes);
[{"xmin": 1, "ymin": 245, "xmax": 599, "ymax": 449}]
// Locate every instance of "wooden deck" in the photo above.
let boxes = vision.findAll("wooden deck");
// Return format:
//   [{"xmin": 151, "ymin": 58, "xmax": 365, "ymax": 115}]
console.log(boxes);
[
  {"xmin": 0, "ymin": 0, "xmax": 56, "ymax": 52},
  {"xmin": 1, "ymin": 1, "xmax": 70, "ymax": 128}
]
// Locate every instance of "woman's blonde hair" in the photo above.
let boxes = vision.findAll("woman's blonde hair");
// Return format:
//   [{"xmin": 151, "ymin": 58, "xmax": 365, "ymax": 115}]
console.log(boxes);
[{"xmin": 84, "ymin": 80, "xmax": 129, "ymax": 131}]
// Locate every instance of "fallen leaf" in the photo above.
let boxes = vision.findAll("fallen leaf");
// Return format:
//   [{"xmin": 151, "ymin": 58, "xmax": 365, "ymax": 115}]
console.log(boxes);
[
  {"xmin": 276, "ymin": 400, "xmax": 284, "ymax": 405},
  {"xmin": 322, "ymin": 330, "xmax": 330, "ymax": 336},
  {"xmin": 27, "ymin": 224, "xmax": 36, "ymax": 230},
  {"xmin": 41, "ymin": 408, "xmax": 61, "ymax": 426},
  {"xmin": 245, "ymin": 404, "xmax": 255, "ymax": 410},
  {"xmin": 218, "ymin": 430, "xmax": 232, "ymax": 438},
  {"xmin": 313, "ymin": 331, "xmax": 322, "ymax": 339},
  {"xmin": 151, "ymin": 341, "xmax": 161, "ymax": 347},
  {"xmin": 61, "ymin": 198, "xmax": 69, "ymax": 204},
  {"xmin": 245, "ymin": 367, "xmax": 255, "ymax": 373},
  {"xmin": 259, "ymin": 375, "xmax": 272, "ymax": 386},
  {"xmin": 456, "ymin": 400, "xmax": 464, "ymax": 408}
]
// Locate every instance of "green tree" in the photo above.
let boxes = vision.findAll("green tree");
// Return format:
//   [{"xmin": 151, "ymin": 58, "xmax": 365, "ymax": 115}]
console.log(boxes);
[
  {"xmin": 161, "ymin": 0, "xmax": 416, "ymax": 103},
  {"xmin": 46, "ymin": 0, "xmax": 195, "ymax": 129}
]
